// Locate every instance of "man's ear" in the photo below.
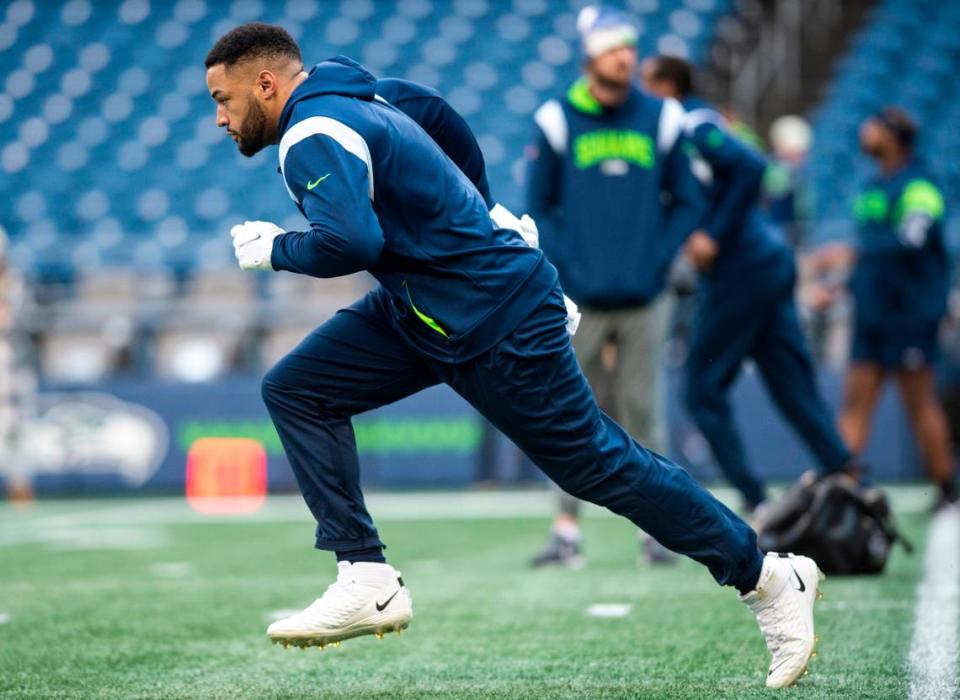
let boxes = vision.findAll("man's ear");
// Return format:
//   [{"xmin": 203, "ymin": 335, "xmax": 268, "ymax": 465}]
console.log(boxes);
[{"xmin": 257, "ymin": 70, "xmax": 278, "ymax": 99}]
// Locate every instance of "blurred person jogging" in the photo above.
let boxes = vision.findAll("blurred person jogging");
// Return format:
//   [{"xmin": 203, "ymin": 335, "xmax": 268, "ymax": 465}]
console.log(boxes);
[
  {"xmin": 525, "ymin": 6, "xmax": 705, "ymax": 567},
  {"xmin": 642, "ymin": 56, "xmax": 858, "ymax": 516},
  {"xmin": 203, "ymin": 22, "xmax": 827, "ymax": 688},
  {"xmin": 811, "ymin": 108, "xmax": 956, "ymax": 510}
]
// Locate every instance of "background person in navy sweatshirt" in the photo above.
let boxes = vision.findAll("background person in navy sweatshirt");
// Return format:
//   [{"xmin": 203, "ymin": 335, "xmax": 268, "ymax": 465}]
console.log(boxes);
[
  {"xmin": 202, "ymin": 24, "xmax": 825, "ymax": 686},
  {"xmin": 525, "ymin": 7, "xmax": 705, "ymax": 567},
  {"xmin": 810, "ymin": 108, "xmax": 956, "ymax": 510},
  {"xmin": 642, "ymin": 56, "xmax": 856, "ymax": 514}
]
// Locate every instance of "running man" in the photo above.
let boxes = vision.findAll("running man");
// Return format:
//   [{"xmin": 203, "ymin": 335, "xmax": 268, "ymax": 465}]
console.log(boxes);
[
  {"xmin": 204, "ymin": 23, "xmax": 824, "ymax": 688},
  {"xmin": 641, "ymin": 56, "xmax": 857, "ymax": 515}
]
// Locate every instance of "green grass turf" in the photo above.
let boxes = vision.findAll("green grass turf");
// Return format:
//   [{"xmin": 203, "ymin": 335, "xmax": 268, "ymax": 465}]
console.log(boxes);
[{"xmin": 0, "ymin": 492, "xmax": 930, "ymax": 699}]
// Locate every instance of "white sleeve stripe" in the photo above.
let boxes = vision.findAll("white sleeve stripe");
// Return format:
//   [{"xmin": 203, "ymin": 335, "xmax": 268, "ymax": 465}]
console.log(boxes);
[
  {"xmin": 278, "ymin": 116, "xmax": 374, "ymax": 202},
  {"xmin": 533, "ymin": 99, "xmax": 567, "ymax": 155},
  {"xmin": 683, "ymin": 108, "xmax": 726, "ymax": 136},
  {"xmin": 657, "ymin": 97, "xmax": 685, "ymax": 154}
]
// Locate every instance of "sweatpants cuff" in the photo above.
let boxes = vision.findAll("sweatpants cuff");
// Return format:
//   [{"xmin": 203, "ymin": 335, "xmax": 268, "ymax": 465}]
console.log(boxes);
[
  {"xmin": 733, "ymin": 548, "xmax": 765, "ymax": 592},
  {"xmin": 314, "ymin": 536, "xmax": 385, "ymax": 552}
]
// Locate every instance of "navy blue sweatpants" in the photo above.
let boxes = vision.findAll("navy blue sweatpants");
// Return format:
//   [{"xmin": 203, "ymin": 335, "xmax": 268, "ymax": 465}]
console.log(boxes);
[
  {"xmin": 684, "ymin": 252, "xmax": 852, "ymax": 507},
  {"xmin": 262, "ymin": 286, "xmax": 763, "ymax": 589}
]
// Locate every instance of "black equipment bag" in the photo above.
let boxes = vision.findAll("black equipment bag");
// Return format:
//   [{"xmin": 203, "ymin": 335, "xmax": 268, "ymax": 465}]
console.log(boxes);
[{"xmin": 755, "ymin": 471, "xmax": 912, "ymax": 575}]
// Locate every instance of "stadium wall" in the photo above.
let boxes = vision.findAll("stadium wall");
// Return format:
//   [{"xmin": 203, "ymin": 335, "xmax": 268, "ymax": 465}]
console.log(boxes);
[{"xmin": 2, "ymin": 369, "xmax": 923, "ymax": 496}]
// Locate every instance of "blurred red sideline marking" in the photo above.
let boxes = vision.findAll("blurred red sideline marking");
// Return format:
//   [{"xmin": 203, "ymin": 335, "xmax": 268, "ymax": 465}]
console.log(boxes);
[{"xmin": 186, "ymin": 437, "xmax": 267, "ymax": 514}]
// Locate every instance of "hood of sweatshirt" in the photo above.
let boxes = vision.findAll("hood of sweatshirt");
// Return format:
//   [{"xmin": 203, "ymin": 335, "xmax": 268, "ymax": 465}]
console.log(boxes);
[{"xmin": 278, "ymin": 55, "xmax": 377, "ymax": 134}]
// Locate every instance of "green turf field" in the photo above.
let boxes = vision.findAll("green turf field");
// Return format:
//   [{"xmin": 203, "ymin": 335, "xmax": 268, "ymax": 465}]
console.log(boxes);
[{"xmin": 0, "ymin": 488, "xmax": 943, "ymax": 699}]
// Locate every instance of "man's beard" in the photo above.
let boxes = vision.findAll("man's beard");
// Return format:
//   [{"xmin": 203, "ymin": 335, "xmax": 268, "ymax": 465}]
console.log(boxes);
[
  {"xmin": 236, "ymin": 98, "xmax": 269, "ymax": 157},
  {"xmin": 593, "ymin": 71, "xmax": 631, "ymax": 93}
]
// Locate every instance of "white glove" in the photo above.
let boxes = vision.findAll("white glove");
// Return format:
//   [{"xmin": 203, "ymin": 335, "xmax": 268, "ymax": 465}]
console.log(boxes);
[
  {"xmin": 563, "ymin": 293, "xmax": 581, "ymax": 336},
  {"xmin": 490, "ymin": 203, "xmax": 579, "ymax": 336},
  {"xmin": 518, "ymin": 213, "xmax": 539, "ymax": 249},
  {"xmin": 490, "ymin": 203, "xmax": 539, "ymax": 249},
  {"xmin": 230, "ymin": 220, "xmax": 285, "ymax": 271}
]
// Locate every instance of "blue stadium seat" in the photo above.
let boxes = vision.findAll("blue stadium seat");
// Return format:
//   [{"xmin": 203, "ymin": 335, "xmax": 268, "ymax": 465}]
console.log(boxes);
[
  {"xmin": 3, "ymin": 0, "xmax": 730, "ymax": 274},
  {"xmin": 809, "ymin": 0, "xmax": 960, "ymax": 239}
]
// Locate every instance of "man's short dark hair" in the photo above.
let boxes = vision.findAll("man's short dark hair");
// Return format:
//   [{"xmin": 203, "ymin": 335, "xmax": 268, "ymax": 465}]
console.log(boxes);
[
  {"xmin": 650, "ymin": 55, "xmax": 694, "ymax": 97},
  {"xmin": 205, "ymin": 22, "xmax": 301, "ymax": 69}
]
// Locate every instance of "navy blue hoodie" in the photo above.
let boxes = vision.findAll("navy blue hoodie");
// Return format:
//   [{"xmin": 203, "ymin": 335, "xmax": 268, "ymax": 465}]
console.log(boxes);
[
  {"xmin": 525, "ymin": 79, "xmax": 705, "ymax": 309},
  {"xmin": 271, "ymin": 57, "xmax": 559, "ymax": 362},
  {"xmin": 680, "ymin": 97, "xmax": 789, "ymax": 283}
]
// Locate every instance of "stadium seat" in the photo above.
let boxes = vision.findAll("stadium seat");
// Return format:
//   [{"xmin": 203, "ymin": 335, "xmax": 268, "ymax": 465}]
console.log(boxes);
[
  {"xmin": 809, "ymin": 0, "xmax": 960, "ymax": 242},
  {"xmin": 2, "ymin": 0, "xmax": 731, "ymax": 380},
  {"xmin": 4, "ymin": 0, "xmax": 729, "ymax": 257}
]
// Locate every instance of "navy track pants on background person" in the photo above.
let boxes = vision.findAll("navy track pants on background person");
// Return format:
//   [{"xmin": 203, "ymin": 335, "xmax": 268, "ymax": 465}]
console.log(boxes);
[
  {"xmin": 261, "ymin": 286, "xmax": 764, "ymax": 589},
  {"xmin": 684, "ymin": 251, "xmax": 852, "ymax": 508}
]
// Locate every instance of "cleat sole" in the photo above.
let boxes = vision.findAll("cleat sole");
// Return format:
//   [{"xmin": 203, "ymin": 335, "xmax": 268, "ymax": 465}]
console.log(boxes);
[
  {"xmin": 797, "ymin": 569, "xmax": 826, "ymax": 683},
  {"xmin": 270, "ymin": 621, "xmax": 411, "ymax": 650},
  {"xmin": 794, "ymin": 568, "xmax": 827, "ymax": 684}
]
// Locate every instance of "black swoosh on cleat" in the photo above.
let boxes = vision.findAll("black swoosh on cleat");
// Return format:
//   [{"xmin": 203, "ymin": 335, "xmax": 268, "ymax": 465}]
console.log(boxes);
[
  {"xmin": 376, "ymin": 589, "xmax": 400, "ymax": 612},
  {"xmin": 768, "ymin": 661, "xmax": 787, "ymax": 677},
  {"xmin": 791, "ymin": 567, "xmax": 806, "ymax": 592}
]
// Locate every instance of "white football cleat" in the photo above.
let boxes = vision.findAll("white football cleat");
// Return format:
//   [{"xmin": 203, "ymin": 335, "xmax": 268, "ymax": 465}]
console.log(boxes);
[
  {"xmin": 267, "ymin": 561, "xmax": 412, "ymax": 649},
  {"xmin": 740, "ymin": 552, "xmax": 824, "ymax": 688}
]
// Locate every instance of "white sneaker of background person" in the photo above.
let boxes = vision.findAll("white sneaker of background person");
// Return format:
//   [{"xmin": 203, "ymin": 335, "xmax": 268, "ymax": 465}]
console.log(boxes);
[
  {"xmin": 740, "ymin": 552, "xmax": 825, "ymax": 688},
  {"xmin": 489, "ymin": 204, "xmax": 581, "ymax": 336},
  {"xmin": 267, "ymin": 561, "xmax": 413, "ymax": 648}
]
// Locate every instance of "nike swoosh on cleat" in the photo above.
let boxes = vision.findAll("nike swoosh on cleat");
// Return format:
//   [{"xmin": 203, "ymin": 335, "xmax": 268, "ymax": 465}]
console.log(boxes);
[
  {"xmin": 376, "ymin": 589, "xmax": 400, "ymax": 612},
  {"xmin": 791, "ymin": 567, "xmax": 806, "ymax": 592},
  {"xmin": 768, "ymin": 658, "xmax": 792, "ymax": 677}
]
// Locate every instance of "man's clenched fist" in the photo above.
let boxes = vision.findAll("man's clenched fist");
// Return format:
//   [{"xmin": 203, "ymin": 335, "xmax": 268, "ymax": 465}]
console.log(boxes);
[{"xmin": 230, "ymin": 220, "xmax": 285, "ymax": 271}]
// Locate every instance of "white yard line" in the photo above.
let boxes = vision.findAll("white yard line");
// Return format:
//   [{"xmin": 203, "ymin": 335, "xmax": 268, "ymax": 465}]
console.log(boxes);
[
  {"xmin": 908, "ymin": 506, "xmax": 960, "ymax": 700},
  {"xmin": 0, "ymin": 491, "xmax": 578, "ymax": 531},
  {"xmin": 0, "ymin": 485, "xmax": 938, "ymax": 539},
  {"xmin": 585, "ymin": 603, "xmax": 632, "ymax": 618},
  {"xmin": 0, "ymin": 525, "xmax": 168, "ymax": 549}
]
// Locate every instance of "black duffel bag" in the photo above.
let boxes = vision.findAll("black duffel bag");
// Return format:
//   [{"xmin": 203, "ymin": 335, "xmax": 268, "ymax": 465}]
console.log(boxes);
[{"xmin": 755, "ymin": 471, "xmax": 912, "ymax": 575}]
